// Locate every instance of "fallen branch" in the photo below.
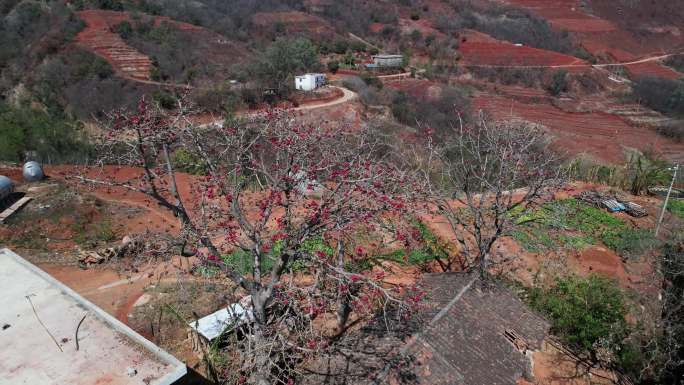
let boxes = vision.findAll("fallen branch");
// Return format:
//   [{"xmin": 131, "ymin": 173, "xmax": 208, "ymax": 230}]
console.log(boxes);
[
  {"xmin": 75, "ymin": 313, "xmax": 88, "ymax": 351},
  {"xmin": 26, "ymin": 295, "xmax": 63, "ymax": 352}
]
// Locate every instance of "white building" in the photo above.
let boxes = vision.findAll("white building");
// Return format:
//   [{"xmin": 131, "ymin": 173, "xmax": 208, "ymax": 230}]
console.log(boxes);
[
  {"xmin": 372, "ymin": 54, "xmax": 404, "ymax": 67},
  {"xmin": 0, "ymin": 248, "xmax": 187, "ymax": 385},
  {"xmin": 295, "ymin": 73, "xmax": 326, "ymax": 91}
]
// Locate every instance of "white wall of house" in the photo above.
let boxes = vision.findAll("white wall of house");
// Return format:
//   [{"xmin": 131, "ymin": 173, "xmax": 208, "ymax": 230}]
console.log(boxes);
[
  {"xmin": 295, "ymin": 73, "xmax": 326, "ymax": 91},
  {"xmin": 372, "ymin": 55, "xmax": 404, "ymax": 67}
]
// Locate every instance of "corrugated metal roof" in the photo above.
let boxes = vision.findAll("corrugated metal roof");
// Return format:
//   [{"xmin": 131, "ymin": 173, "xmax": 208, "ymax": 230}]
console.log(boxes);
[{"xmin": 188, "ymin": 303, "xmax": 253, "ymax": 341}]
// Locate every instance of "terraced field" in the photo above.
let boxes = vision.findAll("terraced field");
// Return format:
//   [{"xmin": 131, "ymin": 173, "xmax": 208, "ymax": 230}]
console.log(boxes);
[
  {"xmin": 252, "ymin": 11, "xmax": 335, "ymax": 37},
  {"xmin": 76, "ymin": 10, "xmax": 213, "ymax": 82},
  {"xmin": 460, "ymin": 41, "xmax": 587, "ymax": 70},
  {"xmin": 76, "ymin": 10, "xmax": 153, "ymax": 80},
  {"xmin": 473, "ymin": 94, "xmax": 684, "ymax": 164},
  {"xmin": 505, "ymin": 0, "xmax": 683, "ymax": 80}
]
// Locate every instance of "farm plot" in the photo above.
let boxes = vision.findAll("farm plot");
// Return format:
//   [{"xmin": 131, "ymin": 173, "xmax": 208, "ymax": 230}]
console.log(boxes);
[
  {"xmin": 473, "ymin": 94, "xmax": 684, "ymax": 164},
  {"xmin": 505, "ymin": 0, "xmax": 683, "ymax": 80},
  {"xmin": 77, "ymin": 10, "xmax": 153, "ymax": 80},
  {"xmin": 459, "ymin": 41, "xmax": 587, "ymax": 70}
]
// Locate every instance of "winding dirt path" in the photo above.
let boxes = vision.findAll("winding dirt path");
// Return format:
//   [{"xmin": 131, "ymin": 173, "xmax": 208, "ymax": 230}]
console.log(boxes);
[
  {"xmin": 463, "ymin": 49, "xmax": 684, "ymax": 71},
  {"xmin": 294, "ymin": 86, "xmax": 357, "ymax": 111},
  {"xmin": 201, "ymin": 85, "xmax": 357, "ymax": 128}
]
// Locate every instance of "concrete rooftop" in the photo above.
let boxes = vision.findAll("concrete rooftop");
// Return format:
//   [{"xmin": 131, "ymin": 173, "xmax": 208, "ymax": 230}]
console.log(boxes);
[{"xmin": 0, "ymin": 248, "xmax": 186, "ymax": 385}]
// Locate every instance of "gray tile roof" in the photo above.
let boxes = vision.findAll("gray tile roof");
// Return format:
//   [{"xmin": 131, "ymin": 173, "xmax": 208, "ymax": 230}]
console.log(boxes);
[
  {"xmin": 406, "ymin": 273, "xmax": 550, "ymax": 385},
  {"xmin": 301, "ymin": 273, "xmax": 550, "ymax": 385}
]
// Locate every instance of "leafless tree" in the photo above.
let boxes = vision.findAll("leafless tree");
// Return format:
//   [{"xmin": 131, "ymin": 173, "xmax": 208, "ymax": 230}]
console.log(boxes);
[
  {"xmin": 631, "ymin": 239, "xmax": 684, "ymax": 384},
  {"xmin": 416, "ymin": 114, "xmax": 564, "ymax": 278},
  {"xmin": 75, "ymin": 98, "xmax": 419, "ymax": 384}
]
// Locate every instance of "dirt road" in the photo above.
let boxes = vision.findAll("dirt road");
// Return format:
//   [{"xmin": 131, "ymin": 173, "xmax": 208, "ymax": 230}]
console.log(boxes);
[
  {"xmin": 201, "ymin": 85, "xmax": 357, "ymax": 128},
  {"xmin": 462, "ymin": 50, "xmax": 684, "ymax": 70},
  {"xmin": 294, "ymin": 86, "xmax": 357, "ymax": 111}
]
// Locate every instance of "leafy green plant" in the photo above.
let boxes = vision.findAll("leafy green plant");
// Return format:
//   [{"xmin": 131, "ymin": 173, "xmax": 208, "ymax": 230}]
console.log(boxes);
[
  {"xmin": 114, "ymin": 20, "xmax": 133, "ymax": 39},
  {"xmin": 547, "ymin": 70, "xmax": 568, "ymax": 96},
  {"xmin": 666, "ymin": 199, "xmax": 684, "ymax": 219},
  {"xmin": 171, "ymin": 148, "xmax": 207, "ymax": 175},
  {"xmin": 0, "ymin": 103, "xmax": 92, "ymax": 163},
  {"xmin": 327, "ymin": 60, "xmax": 339, "ymax": 74},
  {"xmin": 72, "ymin": 218, "xmax": 116, "ymax": 247},
  {"xmin": 625, "ymin": 153, "xmax": 672, "ymax": 196},
  {"xmin": 512, "ymin": 199, "xmax": 657, "ymax": 258},
  {"xmin": 529, "ymin": 275, "xmax": 629, "ymax": 360}
]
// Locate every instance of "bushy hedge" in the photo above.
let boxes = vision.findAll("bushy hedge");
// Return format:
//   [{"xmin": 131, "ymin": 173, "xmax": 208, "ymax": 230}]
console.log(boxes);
[
  {"xmin": 633, "ymin": 77, "xmax": 684, "ymax": 116},
  {"xmin": 512, "ymin": 199, "xmax": 658, "ymax": 258},
  {"xmin": 0, "ymin": 103, "xmax": 92, "ymax": 163},
  {"xmin": 391, "ymin": 86, "xmax": 470, "ymax": 134},
  {"xmin": 529, "ymin": 275, "xmax": 629, "ymax": 360},
  {"xmin": 436, "ymin": 1, "xmax": 574, "ymax": 54}
]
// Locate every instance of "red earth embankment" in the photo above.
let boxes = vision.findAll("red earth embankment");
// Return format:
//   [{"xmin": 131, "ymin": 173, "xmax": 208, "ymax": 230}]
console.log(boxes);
[
  {"xmin": 473, "ymin": 94, "xmax": 684, "ymax": 164},
  {"xmin": 76, "ymin": 10, "xmax": 227, "ymax": 82},
  {"xmin": 504, "ymin": 0, "xmax": 683, "ymax": 80},
  {"xmin": 459, "ymin": 41, "xmax": 588, "ymax": 70},
  {"xmin": 252, "ymin": 11, "xmax": 335, "ymax": 37},
  {"xmin": 76, "ymin": 10, "xmax": 153, "ymax": 80}
]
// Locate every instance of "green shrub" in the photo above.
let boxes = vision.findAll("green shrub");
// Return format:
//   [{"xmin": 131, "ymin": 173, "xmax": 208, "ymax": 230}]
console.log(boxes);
[
  {"xmin": 632, "ymin": 77, "xmax": 684, "ymax": 116},
  {"xmin": 625, "ymin": 153, "xmax": 672, "ymax": 196},
  {"xmin": 0, "ymin": 103, "xmax": 92, "ymax": 163},
  {"xmin": 529, "ymin": 275, "xmax": 629, "ymax": 359},
  {"xmin": 664, "ymin": 54, "xmax": 684, "ymax": 73},
  {"xmin": 221, "ymin": 249, "xmax": 273, "ymax": 275},
  {"xmin": 667, "ymin": 199, "xmax": 684, "ymax": 219},
  {"xmin": 333, "ymin": 39, "xmax": 350, "ymax": 54},
  {"xmin": 349, "ymin": 40, "xmax": 366, "ymax": 53},
  {"xmin": 327, "ymin": 60, "xmax": 340, "ymax": 73},
  {"xmin": 547, "ymin": 70, "xmax": 568, "ymax": 96},
  {"xmin": 153, "ymin": 91, "xmax": 177, "ymax": 110},
  {"xmin": 171, "ymin": 148, "xmax": 207, "ymax": 175},
  {"xmin": 256, "ymin": 38, "xmax": 321, "ymax": 94},
  {"xmin": 73, "ymin": 218, "xmax": 116, "ymax": 247},
  {"xmin": 513, "ymin": 199, "xmax": 657, "ymax": 258},
  {"xmin": 114, "ymin": 20, "xmax": 133, "ymax": 39}
]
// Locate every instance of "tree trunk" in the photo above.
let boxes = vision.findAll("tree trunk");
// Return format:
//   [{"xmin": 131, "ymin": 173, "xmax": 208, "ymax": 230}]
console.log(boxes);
[
  {"xmin": 251, "ymin": 291, "xmax": 272, "ymax": 385},
  {"xmin": 479, "ymin": 251, "xmax": 488, "ymax": 280},
  {"xmin": 336, "ymin": 294, "xmax": 352, "ymax": 332},
  {"xmin": 335, "ymin": 242, "xmax": 351, "ymax": 332}
]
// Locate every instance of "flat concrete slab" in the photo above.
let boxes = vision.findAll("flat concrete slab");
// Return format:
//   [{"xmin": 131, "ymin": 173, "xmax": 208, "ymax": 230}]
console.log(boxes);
[{"xmin": 0, "ymin": 248, "xmax": 187, "ymax": 385}]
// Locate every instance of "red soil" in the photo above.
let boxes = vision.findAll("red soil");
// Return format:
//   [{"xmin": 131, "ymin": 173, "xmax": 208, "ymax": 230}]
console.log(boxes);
[
  {"xmin": 292, "ymin": 87, "xmax": 344, "ymax": 106},
  {"xmin": 505, "ymin": 0, "xmax": 684, "ymax": 80},
  {"xmin": 570, "ymin": 246, "xmax": 629, "ymax": 283},
  {"xmin": 623, "ymin": 61, "xmax": 682, "ymax": 80},
  {"xmin": 473, "ymin": 94, "xmax": 684, "ymax": 164},
  {"xmin": 252, "ymin": 11, "xmax": 334, "ymax": 37},
  {"xmin": 506, "ymin": 0, "xmax": 616, "ymax": 32},
  {"xmin": 460, "ymin": 29, "xmax": 501, "ymax": 44},
  {"xmin": 75, "ymin": 10, "xmax": 222, "ymax": 81},
  {"xmin": 459, "ymin": 41, "xmax": 587, "ymax": 70},
  {"xmin": 385, "ymin": 79, "xmax": 442, "ymax": 100},
  {"xmin": 76, "ymin": 10, "xmax": 153, "ymax": 80},
  {"xmin": 399, "ymin": 18, "xmax": 445, "ymax": 39},
  {"xmin": 47, "ymin": 165, "xmax": 193, "ymax": 235}
]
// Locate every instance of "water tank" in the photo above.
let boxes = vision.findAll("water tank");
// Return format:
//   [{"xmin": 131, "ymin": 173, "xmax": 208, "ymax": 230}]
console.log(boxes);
[
  {"xmin": 0, "ymin": 176, "xmax": 14, "ymax": 202},
  {"xmin": 23, "ymin": 161, "xmax": 44, "ymax": 182}
]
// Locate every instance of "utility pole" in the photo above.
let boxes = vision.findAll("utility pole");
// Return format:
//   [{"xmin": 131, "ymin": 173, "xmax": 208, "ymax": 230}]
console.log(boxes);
[{"xmin": 655, "ymin": 164, "xmax": 679, "ymax": 237}]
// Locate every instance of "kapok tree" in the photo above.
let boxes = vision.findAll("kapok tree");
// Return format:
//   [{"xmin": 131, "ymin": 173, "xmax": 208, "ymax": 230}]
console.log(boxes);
[
  {"xmin": 417, "ymin": 114, "xmax": 564, "ymax": 279},
  {"xmin": 77, "ymin": 98, "xmax": 417, "ymax": 384}
]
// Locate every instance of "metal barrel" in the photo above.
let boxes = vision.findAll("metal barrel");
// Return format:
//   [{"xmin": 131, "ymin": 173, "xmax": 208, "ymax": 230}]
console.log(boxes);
[
  {"xmin": 22, "ymin": 161, "xmax": 44, "ymax": 182},
  {"xmin": 0, "ymin": 175, "xmax": 14, "ymax": 201}
]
